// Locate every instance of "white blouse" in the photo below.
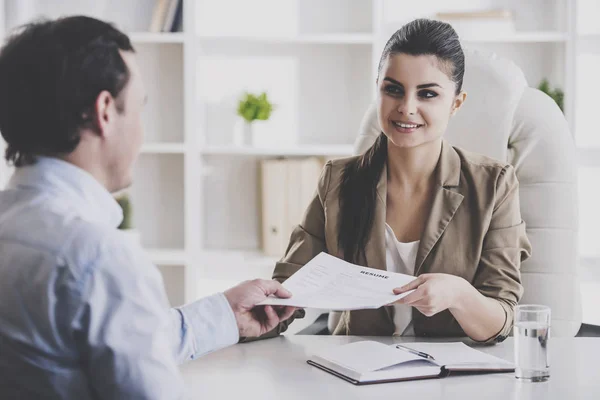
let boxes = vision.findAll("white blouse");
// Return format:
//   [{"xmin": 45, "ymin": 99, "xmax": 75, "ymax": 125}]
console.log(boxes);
[{"xmin": 385, "ymin": 223, "xmax": 419, "ymax": 336}]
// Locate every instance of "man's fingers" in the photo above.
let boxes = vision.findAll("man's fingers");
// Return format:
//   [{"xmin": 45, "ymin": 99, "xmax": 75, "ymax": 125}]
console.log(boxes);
[
  {"xmin": 393, "ymin": 275, "xmax": 426, "ymax": 294},
  {"xmin": 278, "ymin": 306, "xmax": 296, "ymax": 321},
  {"xmin": 256, "ymin": 279, "xmax": 292, "ymax": 298},
  {"xmin": 262, "ymin": 305, "xmax": 279, "ymax": 332}
]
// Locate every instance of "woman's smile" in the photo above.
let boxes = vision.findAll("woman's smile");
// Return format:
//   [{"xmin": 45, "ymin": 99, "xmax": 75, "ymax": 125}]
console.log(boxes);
[{"xmin": 391, "ymin": 120, "xmax": 424, "ymax": 134}]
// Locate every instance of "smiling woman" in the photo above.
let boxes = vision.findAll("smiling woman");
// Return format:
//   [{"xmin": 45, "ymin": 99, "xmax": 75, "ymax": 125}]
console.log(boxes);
[{"xmin": 264, "ymin": 19, "xmax": 531, "ymax": 344}]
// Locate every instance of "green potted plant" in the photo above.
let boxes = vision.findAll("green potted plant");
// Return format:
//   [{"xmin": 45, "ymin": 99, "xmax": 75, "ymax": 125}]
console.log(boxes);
[
  {"xmin": 234, "ymin": 91, "xmax": 274, "ymax": 146},
  {"xmin": 537, "ymin": 78, "xmax": 564, "ymax": 113},
  {"xmin": 115, "ymin": 193, "xmax": 141, "ymax": 245}
]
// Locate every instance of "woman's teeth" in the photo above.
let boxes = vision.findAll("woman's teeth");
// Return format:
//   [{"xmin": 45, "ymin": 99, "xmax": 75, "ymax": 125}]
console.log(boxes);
[{"xmin": 392, "ymin": 121, "xmax": 420, "ymax": 128}]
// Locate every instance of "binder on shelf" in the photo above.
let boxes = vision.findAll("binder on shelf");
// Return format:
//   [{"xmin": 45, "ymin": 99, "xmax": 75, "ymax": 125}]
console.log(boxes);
[
  {"xmin": 170, "ymin": 0, "xmax": 184, "ymax": 32},
  {"xmin": 149, "ymin": 0, "xmax": 171, "ymax": 33},
  {"xmin": 260, "ymin": 157, "xmax": 324, "ymax": 257},
  {"xmin": 261, "ymin": 159, "xmax": 288, "ymax": 257},
  {"xmin": 162, "ymin": 0, "xmax": 182, "ymax": 33}
]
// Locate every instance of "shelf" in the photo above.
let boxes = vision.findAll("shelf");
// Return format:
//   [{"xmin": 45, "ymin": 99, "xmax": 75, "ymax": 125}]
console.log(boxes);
[
  {"xmin": 141, "ymin": 143, "xmax": 186, "ymax": 154},
  {"xmin": 200, "ymin": 144, "xmax": 354, "ymax": 157},
  {"xmin": 195, "ymin": 250, "xmax": 278, "ymax": 296},
  {"xmin": 578, "ymin": 148, "xmax": 600, "ymax": 167},
  {"xmin": 129, "ymin": 32, "xmax": 185, "ymax": 44},
  {"xmin": 578, "ymin": 33, "xmax": 600, "ymax": 38},
  {"xmin": 462, "ymin": 31, "xmax": 568, "ymax": 43},
  {"xmin": 146, "ymin": 248, "xmax": 187, "ymax": 266},
  {"xmin": 197, "ymin": 33, "xmax": 373, "ymax": 45},
  {"xmin": 199, "ymin": 250, "xmax": 279, "ymax": 273}
]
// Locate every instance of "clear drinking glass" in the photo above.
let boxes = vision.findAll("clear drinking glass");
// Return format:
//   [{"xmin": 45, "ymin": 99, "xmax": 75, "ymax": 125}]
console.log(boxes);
[{"xmin": 514, "ymin": 305, "xmax": 551, "ymax": 382}]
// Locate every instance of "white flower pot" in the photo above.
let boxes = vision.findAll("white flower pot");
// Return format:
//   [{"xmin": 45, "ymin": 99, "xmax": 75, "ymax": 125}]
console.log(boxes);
[{"xmin": 233, "ymin": 119, "xmax": 253, "ymax": 146}]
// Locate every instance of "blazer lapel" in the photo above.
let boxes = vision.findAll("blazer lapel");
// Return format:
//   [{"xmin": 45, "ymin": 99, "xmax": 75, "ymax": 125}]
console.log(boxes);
[{"xmin": 414, "ymin": 141, "xmax": 464, "ymax": 276}]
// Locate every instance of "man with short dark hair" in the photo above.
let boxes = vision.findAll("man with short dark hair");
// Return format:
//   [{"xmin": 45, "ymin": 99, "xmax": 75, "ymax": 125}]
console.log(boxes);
[{"xmin": 0, "ymin": 16, "xmax": 294, "ymax": 399}]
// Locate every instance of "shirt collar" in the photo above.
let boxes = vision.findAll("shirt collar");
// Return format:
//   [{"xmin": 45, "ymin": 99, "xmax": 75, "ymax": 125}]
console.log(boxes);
[{"xmin": 7, "ymin": 157, "xmax": 123, "ymax": 228}]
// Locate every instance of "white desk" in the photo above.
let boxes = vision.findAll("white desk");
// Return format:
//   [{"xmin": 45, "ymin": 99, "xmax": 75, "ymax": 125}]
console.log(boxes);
[{"xmin": 181, "ymin": 336, "xmax": 600, "ymax": 399}]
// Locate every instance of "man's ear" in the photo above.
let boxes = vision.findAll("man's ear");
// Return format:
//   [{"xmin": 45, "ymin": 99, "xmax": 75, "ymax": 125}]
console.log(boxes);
[
  {"xmin": 451, "ymin": 91, "xmax": 467, "ymax": 117},
  {"xmin": 91, "ymin": 90, "xmax": 116, "ymax": 137}
]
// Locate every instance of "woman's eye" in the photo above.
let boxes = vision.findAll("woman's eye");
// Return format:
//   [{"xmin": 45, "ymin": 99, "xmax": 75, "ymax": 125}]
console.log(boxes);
[
  {"xmin": 384, "ymin": 85, "xmax": 403, "ymax": 95},
  {"xmin": 419, "ymin": 90, "xmax": 438, "ymax": 99}
]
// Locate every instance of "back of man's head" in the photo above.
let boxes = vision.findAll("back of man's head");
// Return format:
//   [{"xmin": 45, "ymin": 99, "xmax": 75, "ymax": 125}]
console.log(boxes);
[{"xmin": 0, "ymin": 16, "xmax": 134, "ymax": 167}]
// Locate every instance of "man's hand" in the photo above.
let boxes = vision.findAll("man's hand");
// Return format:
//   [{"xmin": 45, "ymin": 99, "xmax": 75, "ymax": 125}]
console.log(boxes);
[
  {"xmin": 392, "ymin": 273, "xmax": 470, "ymax": 317},
  {"xmin": 224, "ymin": 279, "xmax": 296, "ymax": 337}
]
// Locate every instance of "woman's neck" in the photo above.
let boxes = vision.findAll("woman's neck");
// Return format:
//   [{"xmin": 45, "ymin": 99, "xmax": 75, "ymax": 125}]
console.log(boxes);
[{"xmin": 386, "ymin": 138, "xmax": 442, "ymax": 191}]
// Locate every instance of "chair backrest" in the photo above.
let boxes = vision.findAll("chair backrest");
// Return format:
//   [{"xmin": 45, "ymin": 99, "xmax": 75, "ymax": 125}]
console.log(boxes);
[{"xmin": 354, "ymin": 49, "xmax": 581, "ymax": 337}]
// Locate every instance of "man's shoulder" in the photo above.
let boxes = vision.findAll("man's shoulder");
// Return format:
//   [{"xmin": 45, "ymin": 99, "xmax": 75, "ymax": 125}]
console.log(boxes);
[
  {"xmin": 0, "ymin": 196, "xmax": 147, "ymax": 282},
  {"xmin": 62, "ymin": 219, "xmax": 154, "ymax": 284}
]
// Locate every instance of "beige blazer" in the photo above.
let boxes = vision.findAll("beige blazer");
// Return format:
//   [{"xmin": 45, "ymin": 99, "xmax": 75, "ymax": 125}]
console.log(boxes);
[{"xmin": 272, "ymin": 140, "xmax": 532, "ymax": 343}]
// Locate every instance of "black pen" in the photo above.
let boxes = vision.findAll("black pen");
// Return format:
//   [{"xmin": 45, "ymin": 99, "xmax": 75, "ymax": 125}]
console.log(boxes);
[{"xmin": 395, "ymin": 344, "xmax": 436, "ymax": 361}]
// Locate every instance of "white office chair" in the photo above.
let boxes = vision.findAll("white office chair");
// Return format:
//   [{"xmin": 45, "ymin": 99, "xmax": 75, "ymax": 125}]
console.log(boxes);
[{"xmin": 326, "ymin": 49, "xmax": 581, "ymax": 337}]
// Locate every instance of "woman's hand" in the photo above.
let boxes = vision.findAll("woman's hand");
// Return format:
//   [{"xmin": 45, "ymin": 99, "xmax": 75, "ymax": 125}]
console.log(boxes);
[{"xmin": 393, "ymin": 273, "xmax": 470, "ymax": 317}]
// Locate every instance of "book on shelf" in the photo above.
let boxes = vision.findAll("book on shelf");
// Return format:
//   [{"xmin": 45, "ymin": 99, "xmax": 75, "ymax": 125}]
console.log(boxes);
[
  {"xmin": 434, "ymin": 9, "xmax": 515, "ymax": 38},
  {"xmin": 170, "ymin": 0, "xmax": 183, "ymax": 32},
  {"xmin": 260, "ymin": 157, "xmax": 324, "ymax": 257},
  {"xmin": 149, "ymin": 0, "xmax": 170, "ymax": 33},
  {"xmin": 150, "ymin": 0, "xmax": 183, "ymax": 33},
  {"xmin": 435, "ymin": 9, "xmax": 513, "ymax": 20}
]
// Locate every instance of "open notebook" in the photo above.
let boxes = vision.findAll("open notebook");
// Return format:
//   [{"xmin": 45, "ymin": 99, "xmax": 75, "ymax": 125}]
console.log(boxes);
[{"xmin": 307, "ymin": 341, "xmax": 514, "ymax": 385}]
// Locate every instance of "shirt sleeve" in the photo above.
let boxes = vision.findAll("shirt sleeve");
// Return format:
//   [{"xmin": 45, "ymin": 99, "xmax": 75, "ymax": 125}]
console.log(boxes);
[
  {"xmin": 170, "ymin": 292, "xmax": 239, "ymax": 363},
  {"xmin": 72, "ymin": 233, "xmax": 184, "ymax": 400}
]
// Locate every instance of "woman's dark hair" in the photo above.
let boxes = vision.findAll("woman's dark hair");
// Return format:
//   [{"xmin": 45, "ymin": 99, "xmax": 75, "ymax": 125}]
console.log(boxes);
[
  {"xmin": 0, "ymin": 16, "xmax": 134, "ymax": 167},
  {"xmin": 338, "ymin": 19, "xmax": 464, "ymax": 264}
]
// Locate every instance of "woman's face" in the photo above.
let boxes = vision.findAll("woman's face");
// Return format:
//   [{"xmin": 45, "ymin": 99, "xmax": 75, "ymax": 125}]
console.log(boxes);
[{"xmin": 376, "ymin": 53, "xmax": 466, "ymax": 149}]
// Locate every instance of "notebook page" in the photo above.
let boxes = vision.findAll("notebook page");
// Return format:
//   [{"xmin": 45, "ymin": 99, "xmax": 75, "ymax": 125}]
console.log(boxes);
[
  {"xmin": 362, "ymin": 360, "xmax": 441, "ymax": 382},
  {"xmin": 317, "ymin": 341, "xmax": 436, "ymax": 373},
  {"xmin": 391, "ymin": 342, "xmax": 512, "ymax": 367}
]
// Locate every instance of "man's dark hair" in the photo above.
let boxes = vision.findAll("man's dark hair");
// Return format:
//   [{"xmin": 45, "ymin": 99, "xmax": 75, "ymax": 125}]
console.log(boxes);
[{"xmin": 0, "ymin": 16, "xmax": 134, "ymax": 167}]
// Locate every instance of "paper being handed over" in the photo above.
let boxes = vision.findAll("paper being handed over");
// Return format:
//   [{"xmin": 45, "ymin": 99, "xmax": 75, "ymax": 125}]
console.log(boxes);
[{"xmin": 258, "ymin": 252, "xmax": 416, "ymax": 311}]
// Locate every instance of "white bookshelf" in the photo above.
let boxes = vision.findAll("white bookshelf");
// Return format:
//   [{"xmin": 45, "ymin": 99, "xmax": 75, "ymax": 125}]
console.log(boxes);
[
  {"xmin": 201, "ymin": 144, "xmax": 354, "ymax": 157},
  {"xmin": 197, "ymin": 34, "xmax": 374, "ymax": 45},
  {"xmin": 1, "ymin": 0, "xmax": 599, "ymax": 322},
  {"xmin": 461, "ymin": 31, "xmax": 568, "ymax": 43},
  {"xmin": 130, "ymin": 32, "xmax": 185, "ymax": 44},
  {"xmin": 141, "ymin": 143, "xmax": 186, "ymax": 154},
  {"xmin": 147, "ymin": 248, "xmax": 187, "ymax": 266}
]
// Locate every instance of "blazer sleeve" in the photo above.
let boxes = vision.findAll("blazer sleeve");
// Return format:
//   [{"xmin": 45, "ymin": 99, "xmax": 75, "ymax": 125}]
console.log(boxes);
[
  {"xmin": 472, "ymin": 164, "xmax": 532, "ymax": 343},
  {"xmin": 241, "ymin": 161, "xmax": 333, "ymax": 342}
]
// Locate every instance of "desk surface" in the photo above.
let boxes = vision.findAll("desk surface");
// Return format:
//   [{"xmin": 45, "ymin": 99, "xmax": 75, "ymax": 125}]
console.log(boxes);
[{"xmin": 181, "ymin": 336, "xmax": 600, "ymax": 400}]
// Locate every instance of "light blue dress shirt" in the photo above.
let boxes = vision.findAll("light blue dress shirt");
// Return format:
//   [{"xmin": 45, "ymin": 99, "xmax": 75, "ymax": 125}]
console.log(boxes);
[{"xmin": 0, "ymin": 157, "xmax": 239, "ymax": 399}]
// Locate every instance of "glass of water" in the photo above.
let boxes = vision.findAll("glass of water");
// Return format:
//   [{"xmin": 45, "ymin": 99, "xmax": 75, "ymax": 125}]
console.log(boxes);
[{"xmin": 514, "ymin": 305, "xmax": 551, "ymax": 382}]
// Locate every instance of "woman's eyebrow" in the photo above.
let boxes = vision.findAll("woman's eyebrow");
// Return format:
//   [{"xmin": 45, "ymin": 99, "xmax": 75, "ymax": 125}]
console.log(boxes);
[
  {"xmin": 417, "ymin": 83, "xmax": 442, "ymax": 89},
  {"xmin": 383, "ymin": 77, "xmax": 402, "ymax": 86},
  {"xmin": 383, "ymin": 77, "xmax": 442, "ymax": 89}
]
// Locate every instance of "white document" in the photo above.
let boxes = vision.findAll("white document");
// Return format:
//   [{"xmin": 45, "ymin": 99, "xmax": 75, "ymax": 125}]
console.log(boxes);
[{"xmin": 258, "ymin": 252, "xmax": 415, "ymax": 310}]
